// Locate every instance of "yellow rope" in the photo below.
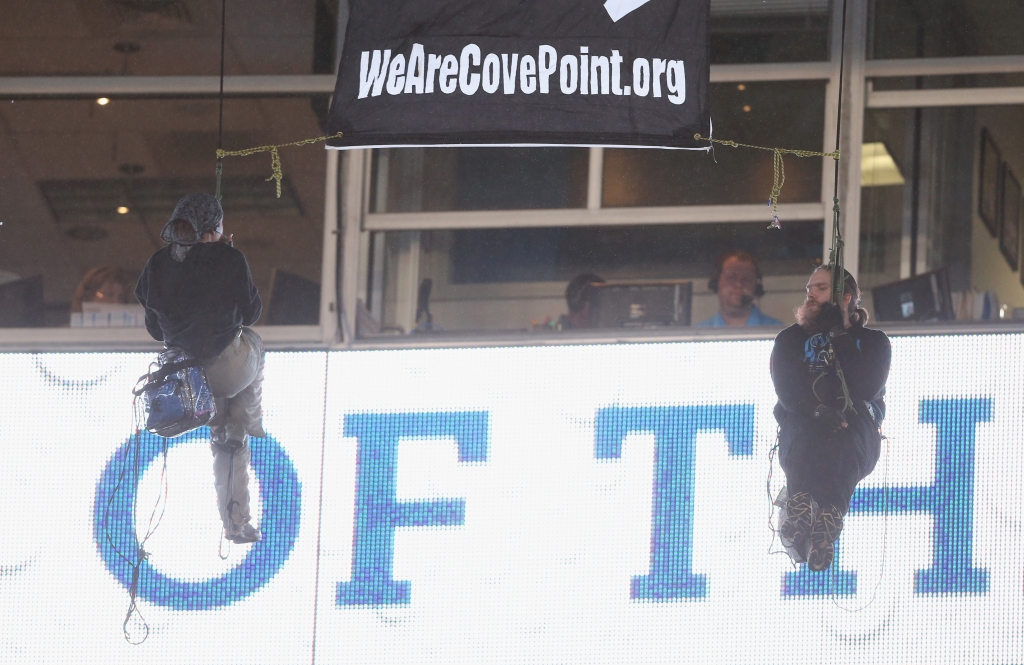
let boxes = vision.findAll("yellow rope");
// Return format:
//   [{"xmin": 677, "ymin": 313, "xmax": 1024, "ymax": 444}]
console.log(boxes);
[
  {"xmin": 693, "ymin": 133, "xmax": 840, "ymax": 229},
  {"xmin": 215, "ymin": 131, "xmax": 344, "ymax": 198}
]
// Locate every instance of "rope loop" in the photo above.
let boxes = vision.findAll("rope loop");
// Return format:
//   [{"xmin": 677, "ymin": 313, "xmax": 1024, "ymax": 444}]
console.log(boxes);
[
  {"xmin": 215, "ymin": 131, "xmax": 344, "ymax": 198},
  {"xmin": 693, "ymin": 133, "xmax": 840, "ymax": 228}
]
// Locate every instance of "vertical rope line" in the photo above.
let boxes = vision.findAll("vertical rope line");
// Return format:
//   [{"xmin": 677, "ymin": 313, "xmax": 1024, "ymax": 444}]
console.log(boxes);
[
  {"xmin": 833, "ymin": 0, "xmax": 848, "ymax": 204},
  {"xmin": 831, "ymin": 0, "xmax": 850, "ymax": 308},
  {"xmin": 827, "ymin": 0, "xmax": 854, "ymax": 419},
  {"xmin": 215, "ymin": 0, "xmax": 227, "ymax": 201}
]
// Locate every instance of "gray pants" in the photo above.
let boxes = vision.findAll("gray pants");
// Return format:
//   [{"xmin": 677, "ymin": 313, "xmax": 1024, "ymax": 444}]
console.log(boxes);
[{"xmin": 203, "ymin": 327, "xmax": 265, "ymax": 531}]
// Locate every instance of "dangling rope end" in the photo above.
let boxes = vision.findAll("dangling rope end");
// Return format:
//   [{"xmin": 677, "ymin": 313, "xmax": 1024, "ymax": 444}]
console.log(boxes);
[{"xmin": 265, "ymin": 146, "xmax": 283, "ymax": 198}]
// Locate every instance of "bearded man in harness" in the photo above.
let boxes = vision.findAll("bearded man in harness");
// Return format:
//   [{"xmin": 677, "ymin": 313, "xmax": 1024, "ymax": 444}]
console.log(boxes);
[{"xmin": 771, "ymin": 265, "xmax": 891, "ymax": 571}]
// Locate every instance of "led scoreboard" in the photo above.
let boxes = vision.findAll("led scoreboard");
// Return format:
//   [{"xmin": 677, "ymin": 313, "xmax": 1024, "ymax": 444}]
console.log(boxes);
[{"xmin": 0, "ymin": 336, "xmax": 1021, "ymax": 664}]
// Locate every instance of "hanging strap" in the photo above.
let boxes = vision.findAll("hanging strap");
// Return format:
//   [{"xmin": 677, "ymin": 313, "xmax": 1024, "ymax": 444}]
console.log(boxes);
[{"xmin": 132, "ymin": 358, "xmax": 203, "ymax": 396}]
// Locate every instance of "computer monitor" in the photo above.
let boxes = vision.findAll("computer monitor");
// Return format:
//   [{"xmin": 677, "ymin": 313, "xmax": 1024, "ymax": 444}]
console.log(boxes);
[
  {"xmin": 0, "ymin": 275, "xmax": 44, "ymax": 327},
  {"xmin": 589, "ymin": 280, "xmax": 692, "ymax": 328},
  {"xmin": 267, "ymin": 270, "xmax": 321, "ymax": 325},
  {"xmin": 871, "ymin": 269, "xmax": 954, "ymax": 322}
]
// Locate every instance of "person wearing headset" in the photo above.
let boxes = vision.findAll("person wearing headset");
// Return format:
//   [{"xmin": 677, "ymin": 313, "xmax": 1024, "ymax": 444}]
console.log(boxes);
[
  {"xmin": 558, "ymin": 272, "xmax": 606, "ymax": 330},
  {"xmin": 695, "ymin": 251, "xmax": 782, "ymax": 327}
]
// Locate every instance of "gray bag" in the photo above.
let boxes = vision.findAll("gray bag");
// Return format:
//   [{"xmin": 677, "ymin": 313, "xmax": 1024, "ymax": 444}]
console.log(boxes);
[{"xmin": 133, "ymin": 347, "xmax": 216, "ymax": 437}]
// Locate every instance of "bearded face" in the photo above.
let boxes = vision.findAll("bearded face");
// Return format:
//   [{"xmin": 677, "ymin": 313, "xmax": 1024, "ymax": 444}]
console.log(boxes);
[
  {"xmin": 795, "ymin": 296, "xmax": 826, "ymax": 333},
  {"xmin": 797, "ymin": 268, "xmax": 836, "ymax": 334}
]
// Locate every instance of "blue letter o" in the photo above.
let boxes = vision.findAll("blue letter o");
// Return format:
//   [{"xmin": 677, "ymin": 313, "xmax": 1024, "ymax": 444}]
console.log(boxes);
[{"xmin": 94, "ymin": 428, "xmax": 300, "ymax": 610}]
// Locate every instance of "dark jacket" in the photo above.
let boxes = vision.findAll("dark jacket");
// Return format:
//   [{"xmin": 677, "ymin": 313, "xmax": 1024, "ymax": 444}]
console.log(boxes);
[
  {"xmin": 770, "ymin": 323, "xmax": 891, "ymax": 424},
  {"xmin": 135, "ymin": 242, "xmax": 262, "ymax": 358}
]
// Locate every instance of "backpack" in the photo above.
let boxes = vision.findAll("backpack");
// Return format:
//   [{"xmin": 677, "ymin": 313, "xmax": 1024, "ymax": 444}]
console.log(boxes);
[{"xmin": 133, "ymin": 347, "xmax": 216, "ymax": 437}]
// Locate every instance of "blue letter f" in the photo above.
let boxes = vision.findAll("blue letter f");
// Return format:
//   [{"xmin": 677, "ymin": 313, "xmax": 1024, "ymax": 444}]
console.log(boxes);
[{"xmin": 337, "ymin": 411, "xmax": 489, "ymax": 606}]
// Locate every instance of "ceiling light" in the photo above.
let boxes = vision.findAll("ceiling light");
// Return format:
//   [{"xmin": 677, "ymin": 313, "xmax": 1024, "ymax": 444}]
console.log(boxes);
[
  {"xmin": 737, "ymin": 83, "xmax": 746, "ymax": 91},
  {"xmin": 117, "ymin": 206, "xmax": 129, "ymax": 214},
  {"xmin": 861, "ymin": 142, "xmax": 905, "ymax": 186},
  {"xmin": 96, "ymin": 97, "xmax": 110, "ymax": 106},
  {"xmin": 742, "ymin": 105, "xmax": 751, "ymax": 112}
]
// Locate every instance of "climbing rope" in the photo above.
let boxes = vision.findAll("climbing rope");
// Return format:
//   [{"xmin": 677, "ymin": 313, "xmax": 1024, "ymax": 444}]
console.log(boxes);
[
  {"xmin": 215, "ymin": 132, "xmax": 344, "ymax": 199},
  {"xmin": 215, "ymin": 0, "xmax": 226, "ymax": 201},
  {"xmin": 210, "ymin": 0, "xmax": 342, "ymax": 200},
  {"xmin": 693, "ymin": 133, "xmax": 840, "ymax": 229},
  {"xmin": 825, "ymin": 0, "xmax": 853, "ymax": 414}
]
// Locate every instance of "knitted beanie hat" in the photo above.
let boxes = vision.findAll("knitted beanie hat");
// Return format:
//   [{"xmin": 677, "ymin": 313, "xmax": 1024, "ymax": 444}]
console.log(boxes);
[{"xmin": 160, "ymin": 193, "xmax": 224, "ymax": 246}]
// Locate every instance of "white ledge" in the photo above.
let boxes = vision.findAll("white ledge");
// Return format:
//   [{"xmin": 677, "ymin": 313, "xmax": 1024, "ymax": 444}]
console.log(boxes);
[
  {"xmin": 3, "ymin": 321, "xmax": 1021, "ymax": 353},
  {"xmin": 0, "ymin": 325, "xmax": 326, "ymax": 353},
  {"xmin": 868, "ymin": 86, "xmax": 1024, "ymax": 108},
  {"xmin": 364, "ymin": 203, "xmax": 827, "ymax": 231},
  {"xmin": 0, "ymin": 75, "xmax": 337, "ymax": 97},
  {"xmin": 865, "ymin": 55, "xmax": 1024, "ymax": 78},
  {"xmin": 1, "ymin": 56, "xmax": 1021, "ymax": 98}
]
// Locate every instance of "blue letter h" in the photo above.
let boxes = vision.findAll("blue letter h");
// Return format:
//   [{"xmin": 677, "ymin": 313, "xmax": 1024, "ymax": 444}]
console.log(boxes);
[{"xmin": 785, "ymin": 398, "xmax": 991, "ymax": 596}]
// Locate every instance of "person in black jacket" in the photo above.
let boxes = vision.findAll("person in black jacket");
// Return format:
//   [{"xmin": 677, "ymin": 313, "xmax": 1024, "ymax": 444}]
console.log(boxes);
[
  {"xmin": 771, "ymin": 265, "xmax": 890, "ymax": 571},
  {"xmin": 136, "ymin": 193, "xmax": 265, "ymax": 545}
]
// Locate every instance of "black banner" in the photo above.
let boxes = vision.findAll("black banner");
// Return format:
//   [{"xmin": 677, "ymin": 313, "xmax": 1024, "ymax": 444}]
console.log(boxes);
[{"xmin": 327, "ymin": 0, "xmax": 710, "ymax": 149}]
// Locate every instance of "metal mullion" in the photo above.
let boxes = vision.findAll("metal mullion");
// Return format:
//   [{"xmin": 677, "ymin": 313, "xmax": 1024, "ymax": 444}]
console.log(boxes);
[
  {"xmin": 338, "ymin": 149, "xmax": 367, "ymax": 346},
  {"xmin": 1, "ymin": 63, "xmax": 843, "ymax": 99},
  {"xmin": 865, "ymin": 55, "xmax": 1024, "ymax": 78},
  {"xmin": 319, "ymin": 149, "xmax": 341, "ymax": 345},
  {"xmin": 0, "ymin": 75, "xmax": 337, "ymax": 98},
  {"xmin": 709, "ymin": 62, "xmax": 833, "ymax": 82},
  {"xmin": 587, "ymin": 147, "xmax": 604, "ymax": 210},
  {"xmin": 868, "ymin": 87, "xmax": 1024, "ymax": 108},
  {"xmin": 364, "ymin": 202, "xmax": 827, "ymax": 231},
  {"xmin": 838, "ymin": 0, "xmax": 869, "ymax": 280},
  {"xmin": 821, "ymin": 0, "xmax": 845, "ymax": 266}
]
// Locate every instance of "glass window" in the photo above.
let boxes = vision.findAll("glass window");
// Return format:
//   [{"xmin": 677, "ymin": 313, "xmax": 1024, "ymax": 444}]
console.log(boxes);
[
  {"xmin": 370, "ymin": 147, "xmax": 589, "ymax": 213},
  {"xmin": 360, "ymin": 222, "xmax": 823, "ymax": 335},
  {"xmin": 0, "ymin": 0, "xmax": 337, "ymax": 76},
  {"xmin": 710, "ymin": 0, "xmax": 832, "ymax": 64},
  {"xmin": 603, "ymin": 81, "xmax": 827, "ymax": 207},
  {"xmin": 0, "ymin": 96, "xmax": 328, "ymax": 328},
  {"xmin": 859, "ymin": 104, "xmax": 1024, "ymax": 323},
  {"xmin": 872, "ymin": 0, "xmax": 1024, "ymax": 59}
]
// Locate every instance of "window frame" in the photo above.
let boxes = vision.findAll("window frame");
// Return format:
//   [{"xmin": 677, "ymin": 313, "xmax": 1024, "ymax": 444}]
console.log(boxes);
[
  {"xmin": 3, "ymin": 1, "xmax": 1024, "ymax": 351},
  {"xmin": 0, "ymin": 83, "xmax": 341, "ymax": 352}
]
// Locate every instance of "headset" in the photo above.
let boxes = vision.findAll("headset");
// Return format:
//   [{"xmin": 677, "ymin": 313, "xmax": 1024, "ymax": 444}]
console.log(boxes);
[
  {"xmin": 707, "ymin": 250, "xmax": 765, "ymax": 299},
  {"xmin": 565, "ymin": 273, "xmax": 605, "ymax": 312}
]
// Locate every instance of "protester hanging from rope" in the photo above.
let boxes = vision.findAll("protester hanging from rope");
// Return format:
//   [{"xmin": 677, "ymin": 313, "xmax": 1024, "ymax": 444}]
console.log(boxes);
[
  {"xmin": 135, "ymin": 193, "xmax": 266, "ymax": 545},
  {"xmin": 770, "ymin": 265, "xmax": 890, "ymax": 571}
]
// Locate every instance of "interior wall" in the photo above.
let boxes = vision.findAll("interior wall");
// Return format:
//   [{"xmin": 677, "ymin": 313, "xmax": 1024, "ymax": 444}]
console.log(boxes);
[
  {"xmin": 970, "ymin": 107, "xmax": 1024, "ymax": 309},
  {"xmin": 425, "ymin": 279, "xmax": 806, "ymax": 331}
]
